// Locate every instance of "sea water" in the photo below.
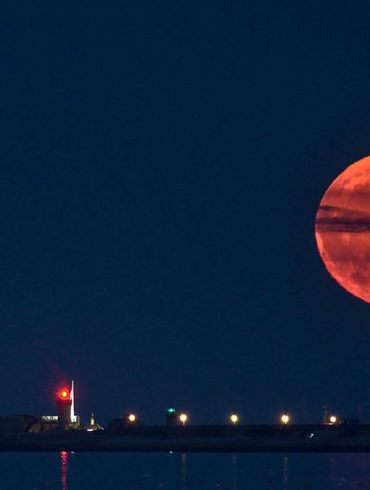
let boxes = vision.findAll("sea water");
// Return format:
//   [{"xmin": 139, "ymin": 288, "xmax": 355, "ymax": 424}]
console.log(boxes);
[{"xmin": 0, "ymin": 452, "xmax": 368, "ymax": 489}]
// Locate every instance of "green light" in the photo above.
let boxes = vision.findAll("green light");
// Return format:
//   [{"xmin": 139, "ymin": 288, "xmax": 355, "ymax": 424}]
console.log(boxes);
[{"xmin": 167, "ymin": 408, "xmax": 176, "ymax": 414}]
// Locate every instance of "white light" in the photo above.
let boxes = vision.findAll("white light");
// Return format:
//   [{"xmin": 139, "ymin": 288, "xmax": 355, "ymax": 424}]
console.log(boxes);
[
  {"xmin": 329, "ymin": 415, "xmax": 337, "ymax": 424},
  {"xmin": 281, "ymin": 414, "xmax": 290, "ymax": 425},
  {"xmin": 179, "ymin": 413, "xmax": 188, "ymax": 425},
  {"xmin": 230, "ymin": 414, "xmax": 239, "ymax": 424},
  {"xmin": 128, "ymin": 414, "xmax": 136, "ymax": 422}
]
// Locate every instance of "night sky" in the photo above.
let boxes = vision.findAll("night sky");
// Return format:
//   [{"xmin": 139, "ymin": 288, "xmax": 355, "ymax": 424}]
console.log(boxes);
[{"xmin": 2, "ymin": 1, "xmax": 370, "ymax": 426}]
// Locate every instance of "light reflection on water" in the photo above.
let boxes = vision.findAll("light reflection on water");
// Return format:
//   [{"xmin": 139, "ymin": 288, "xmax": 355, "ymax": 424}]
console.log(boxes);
[
  {"xmin": 1, "ymin": 452, "xmax": 370, "ymax": 488},
  {"xmin": 60, "ymin": 451, "xmax": 68, "ymax": 490},
  {"xmin": 181, "ymin": 453, "xmax": 187, "ymax": 490},
  {"xmin": 232, "ymin": 455, "xmax": 237, "ymax": 490},
  {"xmin": 283, "ymin": 455, "xmax": 288, "ymax": 490}
]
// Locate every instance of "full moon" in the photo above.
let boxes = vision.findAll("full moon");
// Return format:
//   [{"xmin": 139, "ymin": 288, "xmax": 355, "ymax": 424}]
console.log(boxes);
[{"xmin": 315, "ymin": 156, "xmax": 370, "ymax": 303}]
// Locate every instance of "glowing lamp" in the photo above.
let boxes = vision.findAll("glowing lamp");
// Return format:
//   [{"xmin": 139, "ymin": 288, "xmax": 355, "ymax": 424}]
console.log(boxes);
[
  {"xmin": 128, "ymin": 414, "xmax": 136, "ymax": 422},
  {"xmin": 179, "ymin": 413, "xmax": 188, "ymax": 425},
  {"xmin": 230, "ymin": 414, "xmax": 239, "ymax": 424},
  {"xmin": 280, "ymin": 414, "xmax": 290, "ymax": 425},
  {"xmin": 58, "ymin": 387, "xmax": 70, "ymax": 401},
  {"xmin": 329, "ymin": 415, "xmax": 337, "ymax": 424}
]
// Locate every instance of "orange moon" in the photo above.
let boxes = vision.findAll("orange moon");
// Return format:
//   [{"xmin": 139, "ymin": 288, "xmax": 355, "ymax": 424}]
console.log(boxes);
[{"xmin": 315, "ymin": 156, "xmax": 370, "ymax": 303}]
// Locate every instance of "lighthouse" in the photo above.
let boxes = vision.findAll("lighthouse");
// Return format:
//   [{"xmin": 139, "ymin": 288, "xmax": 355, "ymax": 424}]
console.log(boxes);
[{"xmin": 56, "ymin": 385, "xmax": 72, "ymax": 429}]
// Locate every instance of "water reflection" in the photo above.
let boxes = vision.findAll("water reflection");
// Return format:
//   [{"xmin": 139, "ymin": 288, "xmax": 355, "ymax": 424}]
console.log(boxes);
[
  {"xmin": 232, "ymin": 455, "xmax": 238, "ymax": 490},
  {"xmin": 328, "ymin": 454, "xmax": 370, "ymax": 489},
  {"xmin": 181, "ymin": 453, "xmax": 187, "ymax": 490},
  {"xmin": 45, "ymin": 452, "xmax": 370, "ymax": 489},
  {"xmin": 60, "ymin": 451, "xmax": 68, "ymax": 490},
  {"xmin": 283, "ymin": 456, "xmax": 288, "ymax": 490},
  {"xmin": 330, "ymin": 456, "xmax": 336, "ymax": 490},
  {"xmin": 178, "ymin": 454, "xmax": 239, "ymax": 489}
]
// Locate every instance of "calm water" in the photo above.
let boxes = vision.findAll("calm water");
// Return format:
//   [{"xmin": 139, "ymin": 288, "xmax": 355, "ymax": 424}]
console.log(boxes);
[{"xmin": 0, "ymin": 452, "xmax": 369, "ymax": 489}]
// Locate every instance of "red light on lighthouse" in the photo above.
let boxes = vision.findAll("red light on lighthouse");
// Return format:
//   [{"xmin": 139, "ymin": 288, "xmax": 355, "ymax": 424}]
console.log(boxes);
[
  {"xmin": 58, "ymin": 387, "xmax": 70, "ymax": 401},
  {"xmin": 56, "ymin": 384, "xmax": 72, "ymax": 429}
]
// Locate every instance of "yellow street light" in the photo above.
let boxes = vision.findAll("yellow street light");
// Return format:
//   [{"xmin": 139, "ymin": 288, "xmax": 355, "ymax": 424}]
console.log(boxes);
[
  {"xmin": 230, "ymin": 414, "xmax": 239, "ymax": 424},
  {"xmin": 128, "ymin": 413, "xmax": 136, "ymax": 423},
  {"xmin": 281, "ymin": 414, "xmax": 290, "ymax": 425},
  {"xmin": 179, "ymin": 413, "xmax": 188, "ymax": 425}
]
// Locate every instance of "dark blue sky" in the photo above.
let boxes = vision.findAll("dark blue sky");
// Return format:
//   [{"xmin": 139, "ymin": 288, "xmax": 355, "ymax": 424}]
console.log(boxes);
[{"xmin": 1, "ymin": 1, "xmax": 370, "ymax": 425}]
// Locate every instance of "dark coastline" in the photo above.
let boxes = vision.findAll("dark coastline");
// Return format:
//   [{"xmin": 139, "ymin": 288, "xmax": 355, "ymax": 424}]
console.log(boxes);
[{"xmin": 2, "ymin": 424, "xmax": 370, "ymax": 453}]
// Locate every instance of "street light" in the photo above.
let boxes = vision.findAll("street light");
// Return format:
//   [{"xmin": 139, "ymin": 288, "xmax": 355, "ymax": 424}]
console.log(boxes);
[
  {"xmin": 128, "ymin": 413, "xmax": 136, "ymax": 423},
  {"xmin": 179, "ymin": 413, "xmax": 188, "ymax": 425},
  {"xmin": 281, "ymin": 414, "xmax": 290, "ymax": 425},
  {"xmin": 230, "ymin": 414, "xmax": 239, "ymax": 424},
  {"xmin": 329, "ymin": 415, "xmax": 337, "ymax": 424}
]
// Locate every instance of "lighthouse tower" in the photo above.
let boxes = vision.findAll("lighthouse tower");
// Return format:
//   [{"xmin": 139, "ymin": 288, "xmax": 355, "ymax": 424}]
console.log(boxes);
[{"xmin": 56, "ymin": 384, "xmax": 72, "ymax": 429}]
